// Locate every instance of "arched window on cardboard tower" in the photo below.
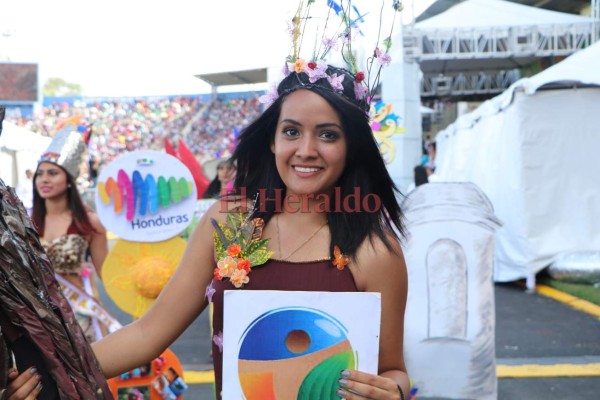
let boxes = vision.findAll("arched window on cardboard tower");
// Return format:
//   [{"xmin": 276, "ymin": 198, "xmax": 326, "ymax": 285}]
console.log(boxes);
[{"xmin": 426, "ymin": 238, "xmax": 467, "ymax": 340}]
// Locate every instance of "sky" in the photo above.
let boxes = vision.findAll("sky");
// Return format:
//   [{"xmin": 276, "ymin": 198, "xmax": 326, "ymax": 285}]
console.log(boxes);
[{"xmin": 0, "ymin": 0, "xmax": 434, "ymax": 97}]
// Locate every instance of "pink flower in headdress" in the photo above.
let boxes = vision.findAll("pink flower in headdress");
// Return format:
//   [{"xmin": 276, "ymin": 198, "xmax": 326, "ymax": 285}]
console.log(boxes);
[
  {"xmin": 259, "ymin": 84, "xmax": 279, "ymax": 107},
  {"xmin": 294, "ymin": 58, "xmax": 307, "ymax": 73},
  {"xmin": 375, "ymin": 47, "xmax": 392, "ymax": 66},
  {"xmin": 326, "ymin": 73, "xmax": 345, "ymax": 92},
  {"xmin": 354, "ymin": 81, "xmax": 367, "ymax": 100},
  {"xmin": 322, "ymin": 37, "xmax": 339, "ymax": 51},
  {"xmin": 306, "ymin": 60, "xmax": 328, "ymax": 83}
]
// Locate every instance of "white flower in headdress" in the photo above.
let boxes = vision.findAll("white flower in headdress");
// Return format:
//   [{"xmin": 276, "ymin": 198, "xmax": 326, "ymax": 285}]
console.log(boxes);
[
  {"xmin": 327, "ymin": 73, "xmax": 345, "ymax": 92},
  {"xmin": 306, "ymin": 60, "xmax": 328, "ymax": 83},
  {"xmin": 258, "ymin": 84, "xmax": 279, "ymax": 107}
]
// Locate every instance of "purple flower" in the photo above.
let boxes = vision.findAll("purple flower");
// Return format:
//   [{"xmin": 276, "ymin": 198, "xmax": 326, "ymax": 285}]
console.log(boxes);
[
  {"xmin": 354, "ymin": 81, "xmax": 367, "ymax": 99},
  {"xmin": 326, "ymin": 73, "xmax": 345, "ymax": 91},
  {"xmin": 305, "ymin": 60, "xmax": 328, "ymax": 83},
  {"xmin": 322, "ymin": 37, "xmax": 338, "ymax": 51},
  {"xmin": 213, "ymin": 332, "xmax": 224, "ymax": 352},
  {"xmin": 282, "ymin": 62, "xmax": 291, "ymax": 77},
  {"xmin": 259, "ymin": 84, "xmax": 279, "ymax": 107},
  {"xmin": 205, "ymin": 281, "xmax": 215, "ymax": 303},
  {"xmin": 375, "ymin": 47, "xmax": 392, "ymax": 66}
]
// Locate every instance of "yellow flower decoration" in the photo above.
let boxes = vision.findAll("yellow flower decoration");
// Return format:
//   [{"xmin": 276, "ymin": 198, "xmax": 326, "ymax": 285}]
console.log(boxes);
[{"xmin": 102, "ymin": 237, "xmax": 186, "ymax": 318}]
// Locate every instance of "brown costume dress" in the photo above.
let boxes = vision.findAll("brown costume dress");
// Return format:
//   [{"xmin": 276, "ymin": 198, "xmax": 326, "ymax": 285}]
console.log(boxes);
[
  {"xmin": 0, "ymin": 180, "xmax": 112, "ymax": 399},
  {"xmin": 210, "ymin": 258, "xmax": 358, "ymax": 400}
]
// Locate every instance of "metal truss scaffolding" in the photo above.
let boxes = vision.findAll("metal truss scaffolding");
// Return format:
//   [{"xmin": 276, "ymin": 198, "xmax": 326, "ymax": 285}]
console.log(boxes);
[
  {"xmin": 404, "ymin": 22, "xmax": 596, "ymax": 60},
  {"xmin": 404, "ymin": 21, "xmax": 597, "ymax": 99},
  {"xmin": 421, "ymin": 69, "xmax": 521, "ymax": 98}
]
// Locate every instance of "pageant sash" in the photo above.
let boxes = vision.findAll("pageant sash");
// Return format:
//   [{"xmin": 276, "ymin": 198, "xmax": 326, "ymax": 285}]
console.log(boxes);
[{"xmin": 55, "ymin": 274, "xmax": 122, "ymax": 335}]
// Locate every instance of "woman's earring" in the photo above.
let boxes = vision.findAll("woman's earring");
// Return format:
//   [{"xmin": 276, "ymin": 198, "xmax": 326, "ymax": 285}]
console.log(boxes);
[{"xmin": 68, "ymin": 184, "xmax": 72, "ymax": 188}]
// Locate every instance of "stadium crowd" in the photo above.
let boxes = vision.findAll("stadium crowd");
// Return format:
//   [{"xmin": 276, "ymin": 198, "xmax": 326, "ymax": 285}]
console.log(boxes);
[{"xmin": 9, "ymin": 95, "xmax": 263, "ymax": 186}]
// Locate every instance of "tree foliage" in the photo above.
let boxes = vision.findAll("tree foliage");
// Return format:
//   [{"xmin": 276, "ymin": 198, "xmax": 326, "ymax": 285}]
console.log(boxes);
[{"xmin": 43, "ymin": 77, "xmax": 82, "ymax": 96}]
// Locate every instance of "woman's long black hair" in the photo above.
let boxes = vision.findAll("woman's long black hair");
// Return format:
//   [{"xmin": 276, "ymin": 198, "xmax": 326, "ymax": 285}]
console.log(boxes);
[{"xmin": 231, "ymin": 65, "xmax": 406, "ymax": 259}]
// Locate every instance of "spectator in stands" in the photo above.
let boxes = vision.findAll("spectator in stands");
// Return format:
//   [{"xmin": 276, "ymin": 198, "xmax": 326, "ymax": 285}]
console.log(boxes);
[
  {"xmin": 423, "ymin": 140, "xmax": 437, "ymax": 173},
  {"xmin": 202, "ymin": 159, "xmax": 236, "ymax": 199}
]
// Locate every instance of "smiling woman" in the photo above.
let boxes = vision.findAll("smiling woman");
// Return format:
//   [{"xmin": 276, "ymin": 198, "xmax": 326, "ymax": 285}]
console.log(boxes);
[
  {"xmin": 3, "ymin": 1, "xmax": 419, "ymax": 398},
  {"xmin": 31, "ymin": 120, "xmax": 114, "ymax": 346},
  {"xmin": 271, "ymin": 90, "xmax": 348, "ymax": 197}
]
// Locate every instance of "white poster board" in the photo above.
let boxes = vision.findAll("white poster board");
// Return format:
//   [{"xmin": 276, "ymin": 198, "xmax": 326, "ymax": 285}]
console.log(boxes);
[{"xmin": 223, "ymin": 290, "xmax": 381, "ymax": 399}]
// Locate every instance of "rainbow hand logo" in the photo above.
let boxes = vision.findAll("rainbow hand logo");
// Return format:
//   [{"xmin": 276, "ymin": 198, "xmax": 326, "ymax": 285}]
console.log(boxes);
[{"xmin": 97, "ymin": 169, "xmax": 194, "ymax": 221}]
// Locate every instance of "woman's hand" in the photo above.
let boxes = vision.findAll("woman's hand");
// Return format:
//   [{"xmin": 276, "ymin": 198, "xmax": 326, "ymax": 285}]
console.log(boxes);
[
  {"xmin": 336, "ymin": 370, "xmax": 404, "ymax": 400},
  {"xmin": 4, "ymin": 367, "xmax": 42, "ymax": 400}
]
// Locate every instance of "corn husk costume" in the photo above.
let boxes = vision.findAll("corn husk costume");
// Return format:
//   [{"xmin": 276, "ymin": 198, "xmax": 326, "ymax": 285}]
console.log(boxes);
[{"xmin": 0, "ymin": 106, "xmax": 112, "ymax": 399}]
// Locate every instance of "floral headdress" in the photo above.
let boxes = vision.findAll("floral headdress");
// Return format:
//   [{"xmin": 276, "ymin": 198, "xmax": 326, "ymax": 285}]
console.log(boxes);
[{"xmin": 259, "ymin": 0, "xmax": 404, "ymax": 110}]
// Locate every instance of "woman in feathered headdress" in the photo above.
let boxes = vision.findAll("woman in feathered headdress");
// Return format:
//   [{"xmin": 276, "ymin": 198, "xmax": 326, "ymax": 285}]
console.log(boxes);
[{"xmin": 31, "ymin": 117, "xmax": 117, "ymax": 344}]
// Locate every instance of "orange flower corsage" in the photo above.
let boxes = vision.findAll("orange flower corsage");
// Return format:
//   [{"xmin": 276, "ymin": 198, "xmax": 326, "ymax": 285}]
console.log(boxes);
[{"xmin": 212, "ymin": 213, "xmax": 273, "ymax": 289}]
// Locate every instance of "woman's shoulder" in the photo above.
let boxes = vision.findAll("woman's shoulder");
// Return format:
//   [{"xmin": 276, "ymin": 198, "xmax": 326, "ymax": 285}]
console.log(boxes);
[
  {"xmin": 353, "ymin": 231, "xmax": 406, "ymax": 285},
  {"xmin": 85, "ymin": 210, "xmax": 106, "ymax": 234},
  {"xmin": 352, "ymin": 232, "xmax": 407, "ymax": 293}
]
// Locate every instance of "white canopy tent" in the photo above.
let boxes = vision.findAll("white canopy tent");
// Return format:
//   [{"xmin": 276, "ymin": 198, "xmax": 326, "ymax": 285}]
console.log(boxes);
[
  {"xmin": 415, "ymin": 0, "xmax": 591, "ymax": 29},
  {"xmin": 0, "ymin": 121, "xmax": 50, "ymax": 187},
  {"xmin": 434, "ymin": 41, "xmax": 600, "ymax": 282}
]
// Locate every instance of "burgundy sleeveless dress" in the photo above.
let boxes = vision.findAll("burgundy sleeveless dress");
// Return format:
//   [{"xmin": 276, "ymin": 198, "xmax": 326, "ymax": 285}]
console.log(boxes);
[{"xmin": 210, "ymin": 258, "xmax": 358, "ymax": 399}]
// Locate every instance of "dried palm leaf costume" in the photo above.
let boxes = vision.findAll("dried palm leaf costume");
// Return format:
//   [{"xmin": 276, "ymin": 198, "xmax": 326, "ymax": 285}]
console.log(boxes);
[{"xmin": 0, "ymin": 106, "xmax": 112, "ymax": 399}]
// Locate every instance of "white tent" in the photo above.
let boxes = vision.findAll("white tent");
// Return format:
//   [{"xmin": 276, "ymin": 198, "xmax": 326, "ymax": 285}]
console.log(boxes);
[
  {"xmin": 435, "ymin": 41, "xmax": 600, "ymax": 282},
  {"xmin": 0, "ymin": 121, "xmax": 50, "ymax": 187},
  {"xmin": 416, "ymin": 0, "xmax": 591, "ymax": 29}
]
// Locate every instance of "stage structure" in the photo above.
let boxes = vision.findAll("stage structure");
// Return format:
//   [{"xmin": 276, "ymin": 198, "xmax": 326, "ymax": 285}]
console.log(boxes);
[{"xmin": 403, "ymin": 0, "xmax": 598, "ymax": 100}]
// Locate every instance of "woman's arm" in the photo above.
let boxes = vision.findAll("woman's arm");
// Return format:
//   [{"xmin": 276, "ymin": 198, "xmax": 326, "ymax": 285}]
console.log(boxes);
[
  {"xmin": 92, "ymin": 203, "xmax": 224, "ymax": 377},
  {"xmin": 341, "ymin": 234, "xmax": 410, "ymax": 399},
  {"xmin": 87, "ymin": 211, "xmax": 108, "ymax": 279}
]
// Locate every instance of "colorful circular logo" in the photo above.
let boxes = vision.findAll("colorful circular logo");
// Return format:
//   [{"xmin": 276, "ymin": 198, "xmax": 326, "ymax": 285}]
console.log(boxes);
[
  {"xmin": 237, "ymin": 307, "xmax": 357, "ymax": 399},
  {"xmin": 94, "ymin": 150, "xmax": 197, "ymax": 242}
]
